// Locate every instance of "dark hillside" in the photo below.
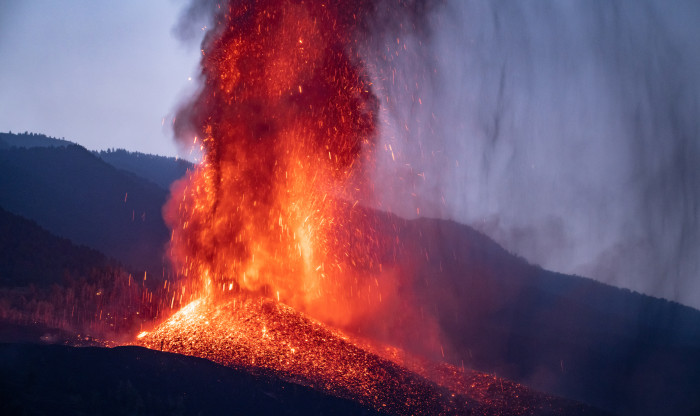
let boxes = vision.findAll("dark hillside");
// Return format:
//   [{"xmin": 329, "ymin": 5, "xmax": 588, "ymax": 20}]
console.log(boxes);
[
  {"xmin": 0, "ymin": 343, "xmax": 380, "ymax": 416},
  {"xmin": 95, "ymin": 148, "xmax": 192, "ymax": 190},
  {"xmin": 0, "ymin": 207, "xmax": 117, "ymax": 287},
  {"xmin": 0, "ymin": 206, "xmax": 161, "ymax": 339},
  {"xmin": 0, "ymin": 131, "xmax": 72, "ymax": 149},
  {"xmin": 0, "ymin": 145, "xmax": 169, "ymax": 277},
  {"xmin": 0, "ymin": 131, "xmax": 192, "ymax": 191},
  {"xmin": 380, "ymin": 214, "xmax": 700, "ymax": 416},
  {"xmin": 1, "ymin": 131, "xmax": 698, "ymax": 414}
]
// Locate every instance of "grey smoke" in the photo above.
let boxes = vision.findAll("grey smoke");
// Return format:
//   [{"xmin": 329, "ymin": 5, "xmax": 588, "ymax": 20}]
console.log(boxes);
[
  {"xmin": 371, "ymin": 0, "xmax": 700, "ymax": 309},
  {"xmin": 172, "ymin": 0, "xmax": 220, "ymax": 44},
  {"xmin": 171, "ymin": 0, "xmax": 700, "ymax": 309}
]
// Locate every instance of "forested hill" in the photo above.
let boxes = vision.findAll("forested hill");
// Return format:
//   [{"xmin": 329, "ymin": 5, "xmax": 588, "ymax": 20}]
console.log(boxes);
[
  {"xmin": 0, "ymin": 131, "xmax": 72, "ymax": 149},
  {"xmin": 0, "ymin": 206, "xmax": 117, "ymax": 286},
  {"xmin": 0, "ymin": 144, "xmax": 169, "ymax": 277},
  {"xmin": 94, "ymin": 148, "xmax": 191, "ymax": 190},
  {"xmin": 0, "ymin": 131, "xmax": 192, "ymax": 191}
]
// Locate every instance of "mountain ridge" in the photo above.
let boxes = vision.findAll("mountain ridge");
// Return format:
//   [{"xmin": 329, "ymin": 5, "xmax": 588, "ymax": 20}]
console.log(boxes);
[{"xmin": 0, "ymin": 143, "xmax": 170, "ymax": 276}]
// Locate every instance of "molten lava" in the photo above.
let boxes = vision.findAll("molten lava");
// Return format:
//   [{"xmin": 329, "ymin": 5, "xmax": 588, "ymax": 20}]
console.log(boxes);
[
  {"xmin": 129, "ymin": 2, "xmax": 606, "ymax": 414},
  {"xmin": 165, "ymin": 0, "xmax": 388, "ymax": 327},
  {"xmin": 138, "ymin": 296, "xmax": 586, "ymax": 415}
]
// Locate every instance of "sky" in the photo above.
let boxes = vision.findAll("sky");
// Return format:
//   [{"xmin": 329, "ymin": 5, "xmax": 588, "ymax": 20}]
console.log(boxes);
[
  {"xmin": 0, "ymin": 0, "xmax": 200, "ymax": 157},
  {"xmin": 1, "ymin": 0, "xmax": 699, "ymax": 309}
]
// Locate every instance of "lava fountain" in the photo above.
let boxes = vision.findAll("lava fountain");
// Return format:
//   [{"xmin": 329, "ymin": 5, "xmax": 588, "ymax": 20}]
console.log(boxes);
[
  {"xmin": 134, "ymin": 2, "xmax": 605, "ymax": 414},
  {"xmin": 144, "ymin": 0, "xmax": 455, "ymax": 410},
  {"xmin": 164, "ymin": 0, "xmax": 392, "ymax": 327}
]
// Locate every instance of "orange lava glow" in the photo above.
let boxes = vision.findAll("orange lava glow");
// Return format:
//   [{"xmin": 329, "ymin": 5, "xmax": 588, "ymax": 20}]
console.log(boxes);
[
  {"xmin": 165, "ymin": 0, "xmax": 387, "ymax": 327},
  {"xmin": 138, "ymin": 296, "xmax": 584, "ymax": 415},
  {"xmin": 131, "ymin": 3, "xmax": 602, "ymax": 414}
]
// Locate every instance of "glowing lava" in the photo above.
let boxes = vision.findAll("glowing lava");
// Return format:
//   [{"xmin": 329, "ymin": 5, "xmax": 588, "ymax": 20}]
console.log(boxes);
[
  {"xmin": 130, "ymin": 3, "xmax": 609, "ymax": 414},
  {"xmin": 138, "ymin": 296, "xmax": 586, "ymax": 415},
  {"xmin": 165, "ymin": 0, "xmax": 385, "ymax": 327}
]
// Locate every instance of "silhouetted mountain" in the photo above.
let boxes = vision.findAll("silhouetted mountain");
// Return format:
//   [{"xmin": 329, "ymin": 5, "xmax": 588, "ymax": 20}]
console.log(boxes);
[
  {"xmin": 1, "ymin": 131, "xmax": 192, "ymax": 191},
  {"xmin": 0, "ymin": 206, "xmax": 117, "ymax": 287},
  {"xmin": 0, "ymin": 206, "xmax": 156, "ymax": 337},
  {"xmin": 95, "ymin": 148, "xmax": 192, "ymax": 190},
  {"xmin": 0, "ymin": 131, "xmax": 73, "ymax": 149},
  {"xmin": 361, "ymin": 212, "xmax": 700, "ymax": 416},
  {"xmin": 0, "ymin": 143, "xmax": 169, "ymax": 278},
  {"xmin": 0, "ymin": 343, "xmax": 380, "ymax": 416}
]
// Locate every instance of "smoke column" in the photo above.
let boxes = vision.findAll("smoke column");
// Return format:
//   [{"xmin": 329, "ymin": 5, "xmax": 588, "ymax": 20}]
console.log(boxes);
[{"xmin": 371, "ymin": 0, "xmax": 700, "ymax": 309}]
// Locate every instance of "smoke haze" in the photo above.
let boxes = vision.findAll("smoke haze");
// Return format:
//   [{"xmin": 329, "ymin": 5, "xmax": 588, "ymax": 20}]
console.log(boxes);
[{"xmin": 370, "ymin": 0, "xmax": 700, "ymax": 309}]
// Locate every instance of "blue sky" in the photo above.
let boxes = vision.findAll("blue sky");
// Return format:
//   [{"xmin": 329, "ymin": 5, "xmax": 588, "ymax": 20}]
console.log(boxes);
[{"xmin": 0, "ymin": 0, "xmax": 200, "ymax": 157}]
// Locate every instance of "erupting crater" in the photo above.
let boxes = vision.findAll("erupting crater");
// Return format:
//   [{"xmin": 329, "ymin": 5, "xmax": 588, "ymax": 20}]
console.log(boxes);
[
  {"xmin": 137, "ymin": 295, "xmax": 590, "ymax": 415},
  {"xmin": 135, "ymin": 1, "xmax": 600, "ymax": 414}
]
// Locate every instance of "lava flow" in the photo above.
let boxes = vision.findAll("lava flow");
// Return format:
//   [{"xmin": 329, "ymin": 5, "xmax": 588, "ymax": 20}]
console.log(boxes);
[{"xmin": 138, "ymin": 296, "xmax": 590, "ymax": 415}]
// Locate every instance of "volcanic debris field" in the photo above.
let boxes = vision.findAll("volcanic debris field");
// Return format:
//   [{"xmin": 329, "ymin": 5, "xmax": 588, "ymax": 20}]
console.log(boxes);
[{"xmin": 137, "ymin": 295, "xmax": 603, "ymax": 415}]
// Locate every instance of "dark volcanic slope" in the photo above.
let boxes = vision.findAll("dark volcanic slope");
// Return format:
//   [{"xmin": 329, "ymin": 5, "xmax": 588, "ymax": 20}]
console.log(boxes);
[
  {"xmin": 95, "ymin": 149, "xmax": 192, "ymax": 190},
  {"xmin": 1, "ymin": 132, "xmax": 698, "ymax": 413},
  {"xmin": 139, "ymin": 297, "xmax": 604, "ymax": 416},
  {"xmin": 371, "ymin": 213, "xmax": 700, "ymax": 416},
  {"xmin": 0, "ymin": 343, "xmax": 379, "ymax": 416}
]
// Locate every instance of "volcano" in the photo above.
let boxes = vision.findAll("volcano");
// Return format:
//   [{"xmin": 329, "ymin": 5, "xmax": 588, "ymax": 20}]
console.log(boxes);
[{"xmin": 2, "ymin": 0, "xmax": 699, "ymax": 414}]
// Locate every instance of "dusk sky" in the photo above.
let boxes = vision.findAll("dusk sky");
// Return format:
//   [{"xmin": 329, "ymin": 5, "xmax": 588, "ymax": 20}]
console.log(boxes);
[
  {"xmin": 1, "ymin": 0, "xmax": 699, "ymax": 310},
  {"xmin": 0, "ymin": 0, "xmax": 200, "ymax": 157}
]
